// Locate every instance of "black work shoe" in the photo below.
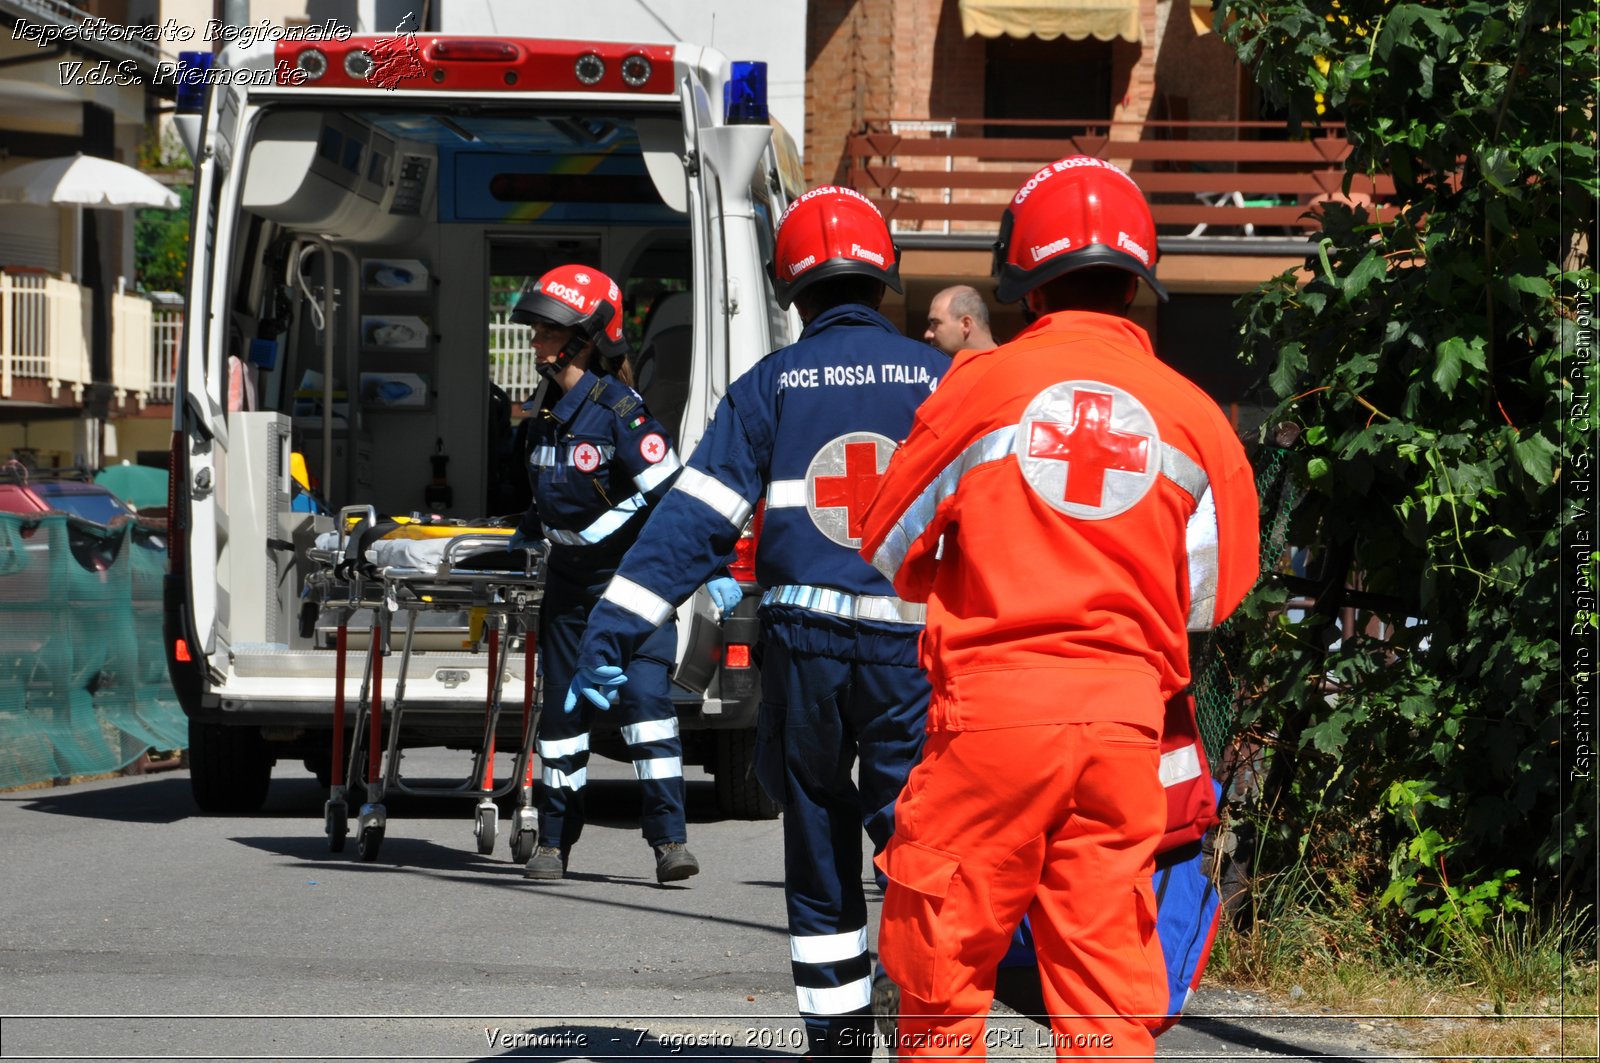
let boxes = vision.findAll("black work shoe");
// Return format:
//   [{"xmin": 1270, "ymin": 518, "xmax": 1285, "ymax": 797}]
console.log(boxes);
[
  {"xmin": 653, "ymin": 842, "xmax": 700, "ymax": 883},
  {"xmin": 523, "ymin": 846, "xmax": 567, "ymax": 881}
]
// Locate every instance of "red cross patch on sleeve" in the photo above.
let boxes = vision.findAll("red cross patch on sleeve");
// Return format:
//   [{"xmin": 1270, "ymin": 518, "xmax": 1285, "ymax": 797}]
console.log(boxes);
[{"xmin": 639, "ymin": 433, "xmax": 667, "ymax": 464}]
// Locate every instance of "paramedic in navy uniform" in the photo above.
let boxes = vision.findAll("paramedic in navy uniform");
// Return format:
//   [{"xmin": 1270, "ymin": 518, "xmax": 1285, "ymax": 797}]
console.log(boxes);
[
  {"xmin": 505, "ymin": 264, "xmax": 708, "ymax": 885},
  {"xmin": 567, "ymin": 188, "xmax": 943, "ymax": 1057}
]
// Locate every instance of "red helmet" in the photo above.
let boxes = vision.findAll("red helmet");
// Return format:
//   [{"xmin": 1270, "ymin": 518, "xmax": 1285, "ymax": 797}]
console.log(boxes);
[
  {"xmin": 511, "ymin": 264, "xmax": 628, "ymax": 358},
  {"xmin": 769, "ymin": 185, "xmax": 902, "ymax": 309},
  {"xmin": 992, "ymin": 155, "xmax": 1167, "ymax": 304}
]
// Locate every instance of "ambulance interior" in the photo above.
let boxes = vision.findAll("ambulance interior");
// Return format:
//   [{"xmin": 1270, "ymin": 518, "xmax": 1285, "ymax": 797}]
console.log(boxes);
[{"xmin": 224, "ymin": 102, "xmax": 702, "ymax": 527}]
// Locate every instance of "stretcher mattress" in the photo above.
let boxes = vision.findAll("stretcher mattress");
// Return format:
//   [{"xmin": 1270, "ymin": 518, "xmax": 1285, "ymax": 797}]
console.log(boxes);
[{"xmin": 313, "ymin": 526, "xmax": 516, "ymax": 574}]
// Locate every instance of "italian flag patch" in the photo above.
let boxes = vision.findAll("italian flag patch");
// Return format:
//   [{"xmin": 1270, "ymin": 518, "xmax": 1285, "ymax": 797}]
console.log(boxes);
[{"xmin": 627, "ymin": 414, "xmax": 648, "ymax": 430}]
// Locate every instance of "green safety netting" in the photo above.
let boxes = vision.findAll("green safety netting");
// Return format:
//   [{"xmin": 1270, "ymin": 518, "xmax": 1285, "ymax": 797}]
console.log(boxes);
[
  {"xmin": 1190, "ymin": 445, "xmax": 1300, "ymax": 767},
  {"xmin": 95, "ymin": 463, "xmax": 170, "ymax": 511},
  {"xmin": 0, "ymin": 514, "xmax": 186, "ymax": 790}
]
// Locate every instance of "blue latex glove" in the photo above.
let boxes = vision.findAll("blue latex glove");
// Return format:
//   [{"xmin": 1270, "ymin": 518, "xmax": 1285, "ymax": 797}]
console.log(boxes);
[
  {"xmin": 564, "ymin": 664, "xmax": 626, "ymax": 714},
  {"xmin": 705, "ymin": 576, "xmax": 743, "ymax": 619},
  {"xmin": 507, "ymin": 528, "xmax": 529, "ymax": 552}
]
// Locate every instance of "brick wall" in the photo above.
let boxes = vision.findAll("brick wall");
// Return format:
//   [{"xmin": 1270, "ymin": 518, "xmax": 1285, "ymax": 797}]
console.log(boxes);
[
  {"xmin": 1111, "ymin": 0, "xmax": 1161, "ymax": 135},
  {"xmin": 807, "ymin": 0, "xmax": 900, "ymax": 186}
]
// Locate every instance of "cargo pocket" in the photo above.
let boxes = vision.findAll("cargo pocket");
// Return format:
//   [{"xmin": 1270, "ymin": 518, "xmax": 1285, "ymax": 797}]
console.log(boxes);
[{"xmin": 875, "ymin": 835, "xmax": 962, "ymax": 1002}]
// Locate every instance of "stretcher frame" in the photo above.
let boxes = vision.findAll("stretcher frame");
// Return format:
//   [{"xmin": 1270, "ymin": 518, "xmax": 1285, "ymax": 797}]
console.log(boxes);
[{"xmin": 303, "ymin": 506, "xmax": 547, "ymax": 863}]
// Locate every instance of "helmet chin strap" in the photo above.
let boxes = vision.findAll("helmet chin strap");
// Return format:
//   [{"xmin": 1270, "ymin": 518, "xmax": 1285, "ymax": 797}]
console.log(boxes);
[{"xmin": 536, "ymin": 335, "xmax": 590, "ymax": 380}]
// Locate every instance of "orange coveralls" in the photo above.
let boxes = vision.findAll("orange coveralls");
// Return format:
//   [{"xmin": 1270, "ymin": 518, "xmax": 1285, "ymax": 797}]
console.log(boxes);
[{"xmin": 858, "ymin": 311, "xmax": 1259, "ymax": 1059}]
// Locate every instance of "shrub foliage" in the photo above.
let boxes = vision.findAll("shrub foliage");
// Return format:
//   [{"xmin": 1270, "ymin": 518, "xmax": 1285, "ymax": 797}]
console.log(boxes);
[{"xmin": 1214, "ymin": 0, "xmax": 1596, "ymax": 933}]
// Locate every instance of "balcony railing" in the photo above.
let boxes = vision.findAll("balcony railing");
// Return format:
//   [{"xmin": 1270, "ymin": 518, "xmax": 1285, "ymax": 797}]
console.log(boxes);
[
  {"xmin": 489, "ymin": 312, "xmax": 540, "ymax": 401},
  {"xmin": 147, "ymin": 292, "xmax": 183, "ymax": 405},
  {"xmin": 5, "ymin": 288, "xmax": 536, "ymax": 412},
  {"xmin": 1, "ymin": 270, "xmax": 92, "ymax": 401},
  {"xmin": 138, "ymin": 305, "xmax": 543, "ymax": 411},
  {"xmin": 846, "ymin": 119, "xmax": 1394, "ymax": 239}
]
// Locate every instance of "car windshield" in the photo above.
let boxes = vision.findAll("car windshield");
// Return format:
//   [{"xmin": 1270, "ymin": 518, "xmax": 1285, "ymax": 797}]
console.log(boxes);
[{"xmin": 33, "ymin": 483, "xmax": 132, "ymax": 525}]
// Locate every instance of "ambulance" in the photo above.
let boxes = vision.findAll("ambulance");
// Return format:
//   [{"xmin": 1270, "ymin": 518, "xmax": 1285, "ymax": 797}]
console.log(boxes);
[{"xmin": 163, "ymin": 32, "xmax": 800, "ymax": 818}]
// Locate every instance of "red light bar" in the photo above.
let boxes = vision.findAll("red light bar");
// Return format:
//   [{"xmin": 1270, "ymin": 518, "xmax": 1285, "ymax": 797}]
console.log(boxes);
[{"xmin": 273, "ymin": 36, "xmax": 676, "ymax": 93}]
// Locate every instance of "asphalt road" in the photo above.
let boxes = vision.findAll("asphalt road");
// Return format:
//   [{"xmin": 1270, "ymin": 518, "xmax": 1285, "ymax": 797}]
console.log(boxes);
[{"xmin": 0, "ymin": 750, "xmax": 1400, "ymax": 1061}]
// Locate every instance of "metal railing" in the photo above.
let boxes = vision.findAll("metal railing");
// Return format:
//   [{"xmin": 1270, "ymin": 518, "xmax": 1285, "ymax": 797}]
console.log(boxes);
[
  {"xmin": 6, "ymin": 292, "xmax": 582, "ymax": 412},
  {"xmin": 488, "ymin": 312, "xmax": 539, "ymax": 401},
  {"xmin": 845, "ymin": 118, "xmax": 1394, "ymax": 238},
  {"xmin": 147, "ymin": 292, "xmax": 183, "ymax": 405}
]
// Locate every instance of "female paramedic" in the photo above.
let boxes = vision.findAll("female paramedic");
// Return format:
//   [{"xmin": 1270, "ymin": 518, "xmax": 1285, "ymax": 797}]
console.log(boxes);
[{"xmin": 504, "ymin": 264, "xmax": 733, "ymax": 884}]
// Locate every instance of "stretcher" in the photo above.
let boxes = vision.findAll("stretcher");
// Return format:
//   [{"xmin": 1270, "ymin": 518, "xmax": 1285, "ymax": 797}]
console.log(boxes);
[{"xmin": 303, "ymin": 506, "xmax": 546, "ymax": 863}]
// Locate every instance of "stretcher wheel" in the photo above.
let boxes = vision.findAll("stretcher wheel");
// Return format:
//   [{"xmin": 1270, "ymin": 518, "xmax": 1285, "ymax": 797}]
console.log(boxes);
[
  {"xmin": 510, "ymin": 828, "xmax": 537, "ymax": 864},
  {"xmin": 357, "ymin": 824, "xmax": 385, "ymax": 862},
  {"xmin": 325, "ymin": 800, "xmax": 348, "ymax": 853},
  {"xmin": 474, "ymin": 804, "xmax": 498, "ymax": 855}
]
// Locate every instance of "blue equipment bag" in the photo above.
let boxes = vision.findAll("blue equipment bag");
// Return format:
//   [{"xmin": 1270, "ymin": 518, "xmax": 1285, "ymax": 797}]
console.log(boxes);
[{"xmin": 993, "ymin": 780, "xmax": 1224, "ymax": 1034}]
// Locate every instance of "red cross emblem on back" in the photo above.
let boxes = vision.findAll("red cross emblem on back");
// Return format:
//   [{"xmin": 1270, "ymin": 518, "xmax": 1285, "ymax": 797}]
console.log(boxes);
[
  {"xmin": 813, "ymin": 441, "xmax": 882, "ymax": 539},
  {"xmin": 803, "ymin": 432, "xmax": 896, "ymax": 547},
  {"xmin": 1017, "ymin": 382, "xmax": 1160, "ymax": 519},
  {"xmin": 1028, "ymin": 390, "xmax": 1150, "ymax": 506}
]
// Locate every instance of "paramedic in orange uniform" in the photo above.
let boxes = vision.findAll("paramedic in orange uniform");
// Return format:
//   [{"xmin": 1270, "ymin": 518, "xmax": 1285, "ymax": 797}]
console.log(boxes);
[{"xmin": 857, "ymin": 155, "xmax": 1260, "ymax": 1060}]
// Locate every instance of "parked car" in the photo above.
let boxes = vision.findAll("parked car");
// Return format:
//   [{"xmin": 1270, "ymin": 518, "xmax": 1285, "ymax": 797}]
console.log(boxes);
[{"xmin": 0, "ymin": 462, "xmax": 166, "ymax": 560}]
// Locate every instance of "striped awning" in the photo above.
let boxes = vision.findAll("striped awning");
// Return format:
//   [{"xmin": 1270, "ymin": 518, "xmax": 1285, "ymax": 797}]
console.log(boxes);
[{"xmin": 958, "ymin": 0, "xmax": 1142, "ymax": 43}]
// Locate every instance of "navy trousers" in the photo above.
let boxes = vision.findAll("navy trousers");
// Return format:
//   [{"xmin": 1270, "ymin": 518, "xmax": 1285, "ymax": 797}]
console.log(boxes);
[
  {"xmin": 754, "ymin": 610, "xmax": 929, "ymax": 1058},
  {"xmin": 536, "ymin": 565, "xmax": 686, "ymax": 853}
]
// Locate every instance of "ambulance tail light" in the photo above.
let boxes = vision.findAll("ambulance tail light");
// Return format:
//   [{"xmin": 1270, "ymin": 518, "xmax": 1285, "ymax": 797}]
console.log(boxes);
[
  {"xmin": 723, "ymin": 643, "xmax": 752, "ymax": 669},
  {"xmin": 166, "ymin": 430, "xmax": 184, "ymax": 577},
  {"xmin": 726, "ymin": 501, "xmax": 764, "ymax": 583},
  {"xmin": 164, "ymin": 430, "xmax": 205, "ymax": 714}
]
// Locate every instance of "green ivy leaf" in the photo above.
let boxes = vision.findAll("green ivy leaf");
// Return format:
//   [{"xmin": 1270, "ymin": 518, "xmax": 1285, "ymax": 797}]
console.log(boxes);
[
  {"xmin": 1432, "ymin": 337, "xmax": 1468, "ymax": 395},
  {"xmin": 1505, "ymin": 274, "xmax": 1554, "ymax": 298},
  {"xmin": 1480, "ymin": 146, "xmax": 1519, "ymax": 194},
  {"xmin": 1342, "ymin": 250, "xmax": 1387, "ymax": 301},
  {"xmin": 1513, "ymin": 434, "xmax": 1558, "ymax": 484}
]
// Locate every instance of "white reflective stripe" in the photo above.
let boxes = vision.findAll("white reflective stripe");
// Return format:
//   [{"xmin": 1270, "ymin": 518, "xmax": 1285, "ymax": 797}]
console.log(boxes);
[
  {"xmin": 790, "ymin": 927, "xmax": 868, "ymax": 965},
  {"xmin": 1160, "ymin": 743, "xmax": 1203, "ymax": 787},
  {"xmin": 761, "ymin": 583, "xmax": 925, "ymax": 627},
  {"xmin": 795, "ymin": 976, "xmax": 873, "ymax": 1016},
  {"xmin": 1161, "ymin": 443, "xmax": 1209, "ymax": 502},
  {"xmin": 602, "ymin": 575, "xmax": 675, "ymax": 626},
  {"xmin": 538, "ymin": 734, "xmax": 590, "ymax": 759},
  {"xmin": 622, "ymin": 718, "xmax": 680, "ymax": 745},
  {"xmin": 532, "ymin": 444, "xmax": 617, "ymax": 467},
  {"xmin": 542, "ymin": 765, "xmax": 587, "ymax": 790},
  {"xmin": 672, "ymin": 467, "xmax": 753, "ymax": 528},
  {"xmin": 869, "ymin": 425, "xmax": 1016, "ymax": 583},
  {"xmin": 633, "ymin": 756, "xmax": 683, "ymax": 780},
  {"xmin": 765, "ymin": 479, "xmax": 809, "ymax": 509},
  {"xmin": 543, "ymin": 492, "xmax": 648, "ymax": 547},
  {"xmin": 633, "ymin": 450, "xmax": 682, "ymax": 494},
  {"xmin": 1185, "ymin": 485, "xmax": 1221, "ymax": 631}
]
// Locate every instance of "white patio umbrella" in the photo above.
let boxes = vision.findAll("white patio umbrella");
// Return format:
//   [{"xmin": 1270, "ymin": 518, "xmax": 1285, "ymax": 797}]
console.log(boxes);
[{"xmin": 0, "ymin": 153, "xmax": 179, "ymax": 211}]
